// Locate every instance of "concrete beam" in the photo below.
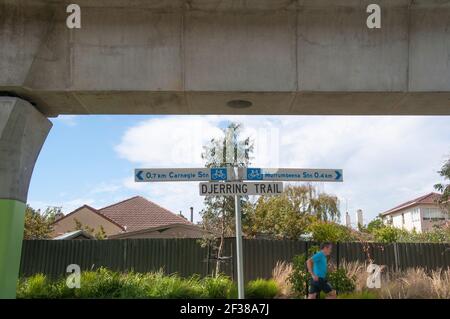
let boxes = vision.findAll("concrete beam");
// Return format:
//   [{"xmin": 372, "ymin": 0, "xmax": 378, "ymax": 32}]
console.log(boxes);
[{"xmin": 1, "ymin": 0, "xmax": 450, "ymax": 115}]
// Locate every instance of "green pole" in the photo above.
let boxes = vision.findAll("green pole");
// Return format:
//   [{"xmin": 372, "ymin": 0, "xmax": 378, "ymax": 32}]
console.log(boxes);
[{"xmin": 0, "ymin": 199, "xmax": 26, "ymax": 299}]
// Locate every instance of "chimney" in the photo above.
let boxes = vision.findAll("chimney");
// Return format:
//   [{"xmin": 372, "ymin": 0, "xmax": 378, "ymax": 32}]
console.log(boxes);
[
  {"xmin": 190, "ymin": 207, "xmax": 194, "ymax": 223},
  {"xmin": 345, "ymin": 212, "xmax": 351, "ymax": 227},
  {"xmin": 356, "ymin": 209, "xmax": 364, "ymax": 228}
]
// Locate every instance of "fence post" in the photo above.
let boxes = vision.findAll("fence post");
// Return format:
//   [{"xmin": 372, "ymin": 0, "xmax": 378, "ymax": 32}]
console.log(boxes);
[
  {"xmin": 336, "ymin": 242, "xmax": 340, "ymax": 269},
  {"xmin": 393, "ymin": 243, "xmax": 399, "ymax": 272}
]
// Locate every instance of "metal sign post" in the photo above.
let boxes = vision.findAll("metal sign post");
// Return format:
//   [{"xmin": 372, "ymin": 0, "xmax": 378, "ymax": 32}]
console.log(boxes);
[{"xmin": 234, "ymin": 194, "xmax": 245, "ymax": 299}]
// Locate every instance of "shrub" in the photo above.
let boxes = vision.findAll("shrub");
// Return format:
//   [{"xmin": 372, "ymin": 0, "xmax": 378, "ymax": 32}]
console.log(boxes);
[
  {"xmin": 373, "ymin": 226, "xmax": 409, "ymax": 243},
  {"xmin": 339, "ymin": 261, "xmax": 370, "ymax": 292},
  {"xmin": 74, "ymin": 268, "xmax": 123, "ymax": 298},
  {"xmin": 245, "ymin": 279, "xmax": 279, "ymax": 299},
  {"xmin": 117, "ymin": 272, "xmax": 149, "ymax": 298},
  {"xmin": 17, "ymin": 274, "xmax": 54, "ymax": 299},
  {"xmin": 308, "ymin": 221, "xmax": 356, "ymax": 242},
  {"xmin": 288, "ymin": 246, "xmax": 320, "ymax": 298},
  {"xmin": 380, "ymin": 268, "xmax": 450, "ymax": 299},
  {"xmin": 147, "ymin": 272, "xmax": 203, "ymax": 299},
  {"xmin": 202, "ymin": 275, "xmax": 233, "ymax": 299},
  {"xmin": 327, "ymin": 268, "xmax": 355, "ymax": 294},
  {"xmin": 288, "ymin": 254, "xmax": 309, "ymax": 298},
  {"xmin": 271, "ymin": 261, "xmax": 293, "ymax": 297}
]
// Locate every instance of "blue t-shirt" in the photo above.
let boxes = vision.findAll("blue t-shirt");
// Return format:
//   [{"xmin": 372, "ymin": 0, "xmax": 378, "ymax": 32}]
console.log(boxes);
[{"xmin": 311, "ymin": 251, "xmax": 328, "ymax": 279}]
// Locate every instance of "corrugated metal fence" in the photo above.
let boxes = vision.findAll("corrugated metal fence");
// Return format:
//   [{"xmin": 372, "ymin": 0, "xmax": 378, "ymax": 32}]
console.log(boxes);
[{"xmin": 20, "ymin": 239, "xmax": 450, "ymax": 281}]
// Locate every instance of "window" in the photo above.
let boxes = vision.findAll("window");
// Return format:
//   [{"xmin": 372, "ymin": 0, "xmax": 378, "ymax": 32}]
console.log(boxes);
[
  {"xmin": 412, "ymin": 208, "xmax": 420, "ymax": 222},
  {"xmin": 422, "ymin": 208, "xmax": 445, "ymax": 221}
]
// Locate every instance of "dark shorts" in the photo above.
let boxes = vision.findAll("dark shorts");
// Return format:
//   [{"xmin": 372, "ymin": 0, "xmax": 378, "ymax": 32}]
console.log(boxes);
[{"xmin": 308, "ymin": 278, "xmax": 333, "ymax": 294}]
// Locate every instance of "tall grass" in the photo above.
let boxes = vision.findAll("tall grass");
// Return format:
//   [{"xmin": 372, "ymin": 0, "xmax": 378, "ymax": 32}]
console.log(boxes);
[
  {"xmin": 380, "ymin": 268, "xmax": 450, "ymax": 299},
  {"xmin": 271, "ymin": 261, "xmax": 293, "ymax": 297},
  {"xmin": 17, "ymin": 269, "xmax": 279, "ymax": 299},
  {"xmin": 270, "ymin": 259, "xmax": 450, "ymax": 299}
]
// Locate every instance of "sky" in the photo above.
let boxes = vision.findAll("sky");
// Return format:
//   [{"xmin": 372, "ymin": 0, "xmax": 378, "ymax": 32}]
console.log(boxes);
[{"xmin": 28, "ymin": 115, "xmax": 450, "ymax": 226}]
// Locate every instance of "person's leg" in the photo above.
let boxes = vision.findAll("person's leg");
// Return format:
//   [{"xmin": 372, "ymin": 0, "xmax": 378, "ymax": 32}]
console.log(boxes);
[
  {"xmin": 323, "ymin": 280, "xmax": 336, "ymax": 299},
  {"xmin": 308, "ymin": 278, "xmax": 319, "ymax": 299},
  {"xmin": 308, "ymin": 293, "xmax": 317, "ymax": 299}
]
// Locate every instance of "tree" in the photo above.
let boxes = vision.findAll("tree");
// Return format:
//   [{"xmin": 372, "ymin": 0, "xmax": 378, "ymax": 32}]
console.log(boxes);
[
  {"xmin": 308, "ymin": 220, "xmax": 357, "ymax": 242},
  {"xmin": 245, "ymin": 186, "xmax": 313, "ymax": 239},
  {"xmin": 434, "ymin": 156, "xmax": 450, "ymax": 212},
  {"xmin": 74, "ymin": 218, "xmax": 107, "ymax": 239},
  {"xmin": 200, "ymin": 123, "xmax": 253, "ymax": 275},
  {"xmin": 366, "ymin": 215, "xmax": 385, "ymax": 234},
  {"xmin": 245, "ymin": 185, "xmax": 340, "ymax": 239},
  {"xmin": 310, "ymin": 193, "xmax": 340, "ymax": 222},
  {"xmin": 23, "ymin": 206, "xmax": 58, "ymax": 239}
]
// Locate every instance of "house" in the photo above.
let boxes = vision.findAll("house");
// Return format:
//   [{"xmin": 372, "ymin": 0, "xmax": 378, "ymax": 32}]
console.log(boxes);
[
  {"xmin": 51, "ymin": 196, "xmax": 207, "ymax": 239},
  {"xmin": 381, "ymin": 192, "xmax": 449, "ymax": 232},
  {"xmin": 53, "ymin": 230, "xmax": 94, "ymax": 240}
]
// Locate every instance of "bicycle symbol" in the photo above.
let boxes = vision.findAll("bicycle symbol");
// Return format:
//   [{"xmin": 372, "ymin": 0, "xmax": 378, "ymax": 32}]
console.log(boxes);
[
  {"xmin": 211, "ymin": 168, "xmax": 227, "ymax": 181},
  {"xmin": 247, "ymin": 168, "xmax": 262, "ymax": 180}
]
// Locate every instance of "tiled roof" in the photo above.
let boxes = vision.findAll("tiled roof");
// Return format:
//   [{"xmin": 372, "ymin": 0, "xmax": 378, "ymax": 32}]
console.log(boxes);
[
  {"xmin": 51, "ymin": 204, "xmax": 126, "ymax": 230},
  {"xmin": 98, "ymin": 196, "xmax": 192, "ymax": 232},
  {"xmin": 382, "ymin": 192, "xmax": 442, "ymax": 216}
]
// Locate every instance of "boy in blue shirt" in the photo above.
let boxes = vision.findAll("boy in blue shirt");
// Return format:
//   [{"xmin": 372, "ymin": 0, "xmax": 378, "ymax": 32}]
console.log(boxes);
[{"xmin": 306, "ymin": 242, "xmax": 336, "ymax": 299}]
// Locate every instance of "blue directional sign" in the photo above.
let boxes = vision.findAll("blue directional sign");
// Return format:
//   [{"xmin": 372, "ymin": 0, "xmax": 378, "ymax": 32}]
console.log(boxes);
[
  {"xmin": 135, "ymin": 167, "xmax": 232, "ymax": 182},
  {"xmin": 241, "ymin": 168, "xmax": 343, "ymax": 182}
]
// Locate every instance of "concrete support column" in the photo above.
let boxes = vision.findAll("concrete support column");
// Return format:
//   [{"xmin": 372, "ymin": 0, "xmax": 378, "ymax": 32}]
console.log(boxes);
[{"xmin": 0, "ymin": 97, "xmax": 52, "ymax": 298}]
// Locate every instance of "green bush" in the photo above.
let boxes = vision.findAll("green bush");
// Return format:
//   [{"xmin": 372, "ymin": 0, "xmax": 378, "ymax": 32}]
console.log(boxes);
[
  {"xmin": 373, "ymin": 226, "xmax": 408, "ymax": 243},
  {"xmin": 17, "ymin": 269, "xmax": 280, "ymax": 299},
  {"xmin": 288, "ymin": 246, "xmax": 319, "ymax": 298},
  {"xmin": 17, "ymin": 274, "xmax": 53, "ymax": 299},
  {"xmin": 288, "ymin": 254, "xmax": 309, "ymax": 297},
  {"xmin": 147, "ymin": 272, "xmax": 203, "ymax": 299},
  {"xmin": 74, "ymin": 268, "xmax": 123, "ymax": 298},
  {"xmin": 245, "ymin": 279, "xmax": 279, "ymax": 299},
  {"xmin": 327, "ymin": 268, "xmax": 355, "ymax": 294},
  {"xmin": 202, "ymin": 275, "xmax": 233, "ymax": 298},
  {"xmin": 308, "ymin": 221, "xmax": 356, "ymax": 242}
]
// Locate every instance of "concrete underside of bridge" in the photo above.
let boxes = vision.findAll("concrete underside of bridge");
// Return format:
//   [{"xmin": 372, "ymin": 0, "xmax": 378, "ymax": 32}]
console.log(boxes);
[{"xmin": 2, "ymin": 0, "xmax": 450, "ymax": 116}]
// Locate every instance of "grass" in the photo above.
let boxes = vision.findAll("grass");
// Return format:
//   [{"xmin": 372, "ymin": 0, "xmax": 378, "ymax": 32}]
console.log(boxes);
[
  {"xmin": 245, "ymin": 279, "xmax": 280, "ymax": 299},
  {"xmin": 337, "ymin": 291, "xmax": 379, "ymax": 299},
  {"xmin": 17, "ymin": 268, "xmax": 279, "ymax": 299},
  {"xmin": 272, "ymin": 261, "xmax": 293, "ymax": 297},
  {"xmin": 270, "ymin": 259, "xmax": 450, "ymax": 299},
  {"xmin": 379, "ymin": 268, "xmax": 450, "ymax": 299}
]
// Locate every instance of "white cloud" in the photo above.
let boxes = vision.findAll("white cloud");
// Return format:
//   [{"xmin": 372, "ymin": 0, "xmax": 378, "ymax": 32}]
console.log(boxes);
[
  {"xmin": 28, "ymin": 197, "xmax": 96, "ymax": 214},
  {"xmin": 54, "ymin": 115, "xmax": 79, "ymax": 127},
  {"xmin": 114, "ymin": 115, "xmax": 449, "ymax": 223},
  {"xmin": 115, "ymin": 116, "xmax": 223, "ymax": 167}
]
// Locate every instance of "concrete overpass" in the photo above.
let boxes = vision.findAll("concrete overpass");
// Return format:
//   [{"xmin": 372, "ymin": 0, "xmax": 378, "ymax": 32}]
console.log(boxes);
[
  {"xmin": 2, "ymin": 0, "xmax": 450, "ymax": 116},
  {"xmin": 1, "ymin": 0, "xmax": 450, "ymax": 298}
]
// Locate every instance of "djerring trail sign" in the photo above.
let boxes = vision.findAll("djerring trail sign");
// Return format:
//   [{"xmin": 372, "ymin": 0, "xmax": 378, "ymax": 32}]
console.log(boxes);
[
  {"xmin": 199, "ymin": 182, "xmax": 283, "ymax": 196},
  {"xmin": 134, "ymin": 166, "xmax": 343, "ymax": 299}
]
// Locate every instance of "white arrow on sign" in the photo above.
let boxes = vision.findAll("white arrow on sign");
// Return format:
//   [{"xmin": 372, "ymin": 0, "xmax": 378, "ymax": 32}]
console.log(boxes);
[
  {"xmin": 135, "ymin": 167, "xmax": 234, "ymax": 182},
  {"xmin": 199, "ymin": 182, "xmax": 283, "ymax": 196},
  {"xmin": 240, "ymin": 168, "xmax": 343, "ymax": 182}
]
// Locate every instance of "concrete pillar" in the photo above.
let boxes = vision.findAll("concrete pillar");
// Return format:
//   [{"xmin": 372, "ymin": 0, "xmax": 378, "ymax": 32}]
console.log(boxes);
[{"xmin": 0, "ymin": 97, "xmax": 52, "ymax": 298}]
